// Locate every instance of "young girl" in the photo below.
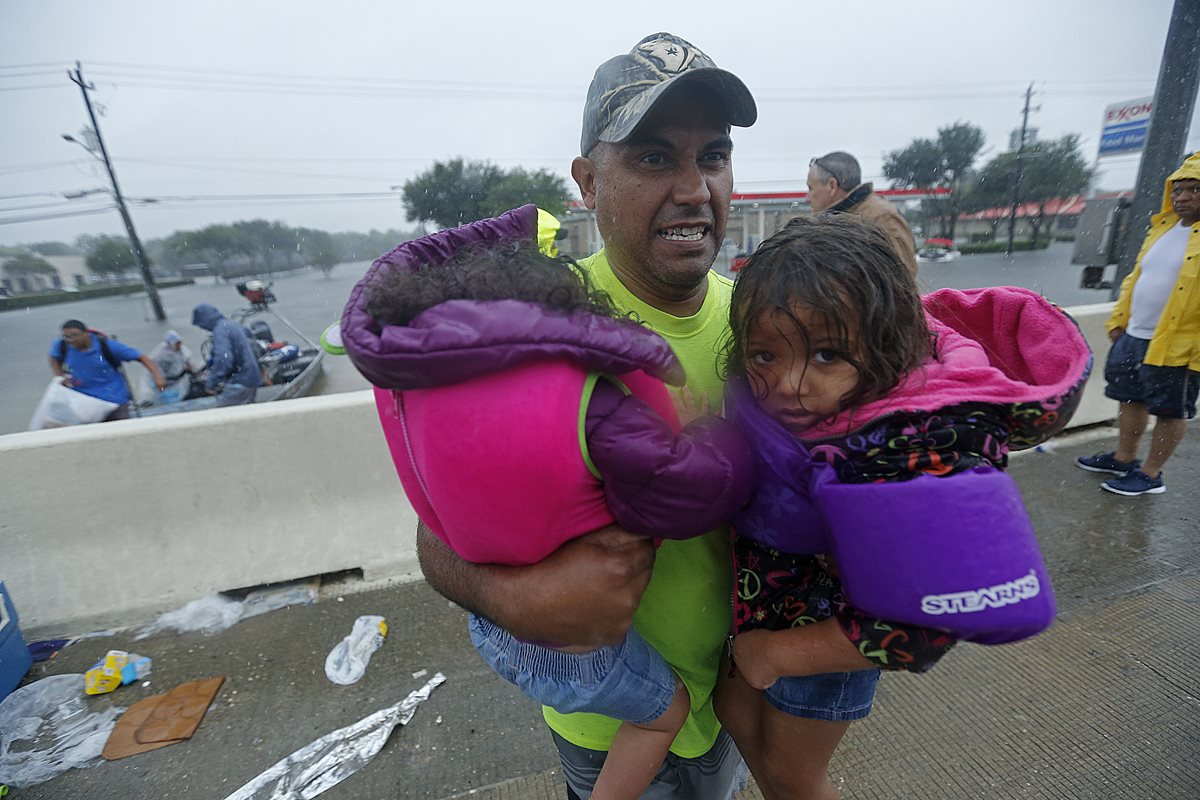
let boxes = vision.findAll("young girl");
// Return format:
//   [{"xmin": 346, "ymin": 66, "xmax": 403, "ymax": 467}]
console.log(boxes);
[
  {"xmin": 713, "ymin": 214, "xmax": 1092, "ymax": 799},
  {"xmin": 341, "ymin": 205, "xmax": 754, "ymax": 800}
]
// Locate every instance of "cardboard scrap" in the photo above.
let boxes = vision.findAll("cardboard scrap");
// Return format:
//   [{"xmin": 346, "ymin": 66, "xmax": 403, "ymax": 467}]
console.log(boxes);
[{"xmin": 102, "ymin": 676, "xmax": 224, "ymax": 760}]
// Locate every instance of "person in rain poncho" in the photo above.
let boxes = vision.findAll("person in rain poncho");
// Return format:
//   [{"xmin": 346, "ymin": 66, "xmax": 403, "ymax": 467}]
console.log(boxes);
[
  {"xmin": 144, "ymin": 330, "xmax": 200, "ymax": 403},
  {"xmin": 191, "ymin": 303, "xmax": 262, "ymax": 407}
]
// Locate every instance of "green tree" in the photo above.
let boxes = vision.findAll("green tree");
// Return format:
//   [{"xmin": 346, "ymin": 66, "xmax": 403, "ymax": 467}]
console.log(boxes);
[
  {"xmin": 402, "ymin": 159, "xmax": 570, "ymax": 229},
  {"xmin": 884, "ymin": 122, "xmax": 986, "ymax": 240},
  {"xmin": 86, "ymin": 236, "xmax": 143, "ymax": 278},
  {"xmin": 28, "ymin": 241, "xmax": 79, "ymax": 256},
  {"xmin": 2, "ymin": 252, "xmax": 57, "ymax": 277},
  {"xmin": 974, "ymin": 135, "xmax": 1094, "ymax": 246},
  {"xmin": 937, "ymin": 122, "xmax": 987, "ymax": 240},
  {"xmin": 295, "ymin": 228, "xmax": 341, "ymax": 277},
  {"xmin": 484, "ymin": 167, "xmax": 572, "ymax": 217}
]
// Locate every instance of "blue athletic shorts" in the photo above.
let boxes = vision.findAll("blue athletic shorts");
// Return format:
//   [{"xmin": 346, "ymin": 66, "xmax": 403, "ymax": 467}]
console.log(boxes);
[
  {"xmin": 763, "ymin": 668, "xmax": 880, "ymax": 722},
  {"xmin": 1104, "ymin": 334, "xmax": 1199, "ymax": 419},
  {"xmin": 468, "ymin": 613, "xmax": 677, "ymax": 725}
]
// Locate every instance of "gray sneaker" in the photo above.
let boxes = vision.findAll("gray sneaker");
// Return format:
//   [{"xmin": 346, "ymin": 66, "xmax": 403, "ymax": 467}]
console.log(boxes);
[{"xmin": 1076, "ymin": 451, "xmax": 1140, "ymax": 476}]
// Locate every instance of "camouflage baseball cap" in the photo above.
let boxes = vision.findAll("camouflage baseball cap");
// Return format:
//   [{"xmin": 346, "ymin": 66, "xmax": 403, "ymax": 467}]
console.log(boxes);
[{"xmin": 580, "ymin": 32, "xmax": 757, "ymax": 156}]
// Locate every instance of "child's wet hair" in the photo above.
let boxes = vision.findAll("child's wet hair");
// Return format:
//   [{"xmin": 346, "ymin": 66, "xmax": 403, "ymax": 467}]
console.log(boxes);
[
  {"xmin": 366, "ymin": 239, "xmax": 620, "ymax": 327},
  {"xmin": 727, "ymin": 214, "xmax": 931, "ymax": 413}
]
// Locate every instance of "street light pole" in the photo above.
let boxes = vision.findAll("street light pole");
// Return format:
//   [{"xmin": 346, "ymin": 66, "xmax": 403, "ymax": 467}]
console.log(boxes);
[{"xmin": 66, "ymin": 60, "xmax": 165, "ymax": 321}]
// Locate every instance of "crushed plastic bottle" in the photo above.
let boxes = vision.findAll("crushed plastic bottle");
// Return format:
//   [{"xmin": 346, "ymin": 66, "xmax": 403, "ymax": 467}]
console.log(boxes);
[{"xmin": 324, "ymin": 616, "xmax": 388, "ymax": 685}]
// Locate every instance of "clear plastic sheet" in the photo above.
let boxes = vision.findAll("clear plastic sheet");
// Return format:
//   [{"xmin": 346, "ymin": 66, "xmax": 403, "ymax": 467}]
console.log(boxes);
[
  {"xmin": 222, "ymin": 672, "xmax": 445, "ymax": 800},
  {"xmin": 135, "ymin": 594, "xmax": 245, "ymax": 639},
  {"xmin": 0, "ymin": 674, "xmax": 124, "ymax": 788}
]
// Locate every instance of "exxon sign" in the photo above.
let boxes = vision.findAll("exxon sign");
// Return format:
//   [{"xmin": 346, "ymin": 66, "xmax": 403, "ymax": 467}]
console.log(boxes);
[{"xmin": 1098, "ymin": 96, "xmax": 1153, "ymax": 157}]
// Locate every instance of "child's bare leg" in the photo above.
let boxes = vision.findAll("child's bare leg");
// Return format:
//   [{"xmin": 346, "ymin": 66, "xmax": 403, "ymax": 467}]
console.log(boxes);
[
  {"xmin": 590, "ymin": 676, "xmax": 689, "ymax": 800},
  {"xmin": 755, "ymin": 700, "xmax": 851, "ymax": 800},
  {"xmin": 714, "ymin": 664, "xmax": 773, "ymax": 790}
]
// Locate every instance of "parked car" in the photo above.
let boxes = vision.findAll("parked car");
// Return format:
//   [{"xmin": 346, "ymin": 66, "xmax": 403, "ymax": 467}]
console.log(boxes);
[{"xmin": 916, "ymin": 238, "xmax": 962, "ymax": 263}]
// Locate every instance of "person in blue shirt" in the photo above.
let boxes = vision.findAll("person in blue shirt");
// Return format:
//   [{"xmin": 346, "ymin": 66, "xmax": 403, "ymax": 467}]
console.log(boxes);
[
  {"xmin": 48, "ymin": 319, "xmax": 166, "ymax": 421},
  {"xmin": 191, "ymin": 303, "xmax": 263, "ymax": 407}
]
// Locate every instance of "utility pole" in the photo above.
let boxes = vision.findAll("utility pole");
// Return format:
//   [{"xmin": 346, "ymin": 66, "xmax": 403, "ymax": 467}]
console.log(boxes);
[
  {"xmin": 1006, "ymin": 83, "xmax": 1036, "ymax": 256},
  {"xmin": 1111, "ymin": 0, "xmax": 1200, "ymax": 298},
  {"xmin": 67, "ymin": 61, "xmax": 165, "ymax": 321}
]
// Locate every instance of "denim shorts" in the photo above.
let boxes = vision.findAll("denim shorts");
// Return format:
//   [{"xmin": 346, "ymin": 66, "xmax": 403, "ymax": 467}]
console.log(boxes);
[
  {"xmin": 763, "ymin": 668, "xmax": 880, "ymax": 722},
  {"xmin": 468, "ymin": 614, "xmax": 677, "ymax": 725},
  {"xmin": 1104, "ymin": 334, "xmax": 1199, "ymax": 419},
  {"xmin": 554, "ymin": 728, "xmax": 748, "ymax": 800}
]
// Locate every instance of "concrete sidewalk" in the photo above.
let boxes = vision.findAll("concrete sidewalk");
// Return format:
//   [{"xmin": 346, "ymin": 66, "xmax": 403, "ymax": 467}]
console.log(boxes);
[{"xmin": 8, "ymin": 424, "xmax": 1199, "ymax": 800}]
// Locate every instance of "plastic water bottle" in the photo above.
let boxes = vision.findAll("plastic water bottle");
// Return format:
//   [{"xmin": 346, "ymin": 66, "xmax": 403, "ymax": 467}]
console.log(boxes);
[{"xmin": 324, "ymin": 615, "xmax": 388, "ymax": 685}]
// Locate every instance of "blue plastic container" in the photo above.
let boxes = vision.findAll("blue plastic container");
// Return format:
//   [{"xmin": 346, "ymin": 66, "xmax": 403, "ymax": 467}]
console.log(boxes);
[{"xmin": 0, "ymin": 581, "xmax": 33, "ymax": 701}]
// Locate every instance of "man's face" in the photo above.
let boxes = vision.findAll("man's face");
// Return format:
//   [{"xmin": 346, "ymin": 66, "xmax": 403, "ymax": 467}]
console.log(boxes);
[
  {"xmin": 806, "ymin": 165, "xmax": 841, "ymax": 213},
  {"xmin": 572, "ymin": 88, "xmax": 733, "ymax": 299},
  {"xmin": 62, "ymin": 327, "xmax": 90, "ymax": 351},
  {"xmin": 1170, "ymin": 178, "xmax": 1200, "ymax": 225}
]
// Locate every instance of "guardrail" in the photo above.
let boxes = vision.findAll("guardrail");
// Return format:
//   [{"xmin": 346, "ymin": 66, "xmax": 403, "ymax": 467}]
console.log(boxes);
[{"xmin": 0, "ymin": 303, "xmax": 1119, "ymax": 636}]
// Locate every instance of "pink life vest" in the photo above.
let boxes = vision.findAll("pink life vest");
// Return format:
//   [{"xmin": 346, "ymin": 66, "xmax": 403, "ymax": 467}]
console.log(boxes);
[{"xmin": 374, "ymin": 358, "xmax": 680, "ymax": 566}]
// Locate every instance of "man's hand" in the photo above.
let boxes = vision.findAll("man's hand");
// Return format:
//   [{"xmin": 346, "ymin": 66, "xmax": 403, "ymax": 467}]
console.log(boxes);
[
  {"xmin": 672, "ymin": 386, "xmax": 714, "ymax": 426},
  {"xmin": 731, "ymin": 629, "xmax": 781, "ymax": 690},
  {"xmin": 418, "ymin": 523, "xmax": 655, "ymax": 650},
  {"xmin": 1108, "ymin": 326, "xmax": 1124, "ymax": 344}
]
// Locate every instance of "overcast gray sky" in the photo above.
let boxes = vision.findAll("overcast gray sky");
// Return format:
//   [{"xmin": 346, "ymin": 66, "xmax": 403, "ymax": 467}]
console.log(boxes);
[{"xmin": 1, "ymin": 0, "xmax": 1195, "ymax": 246}]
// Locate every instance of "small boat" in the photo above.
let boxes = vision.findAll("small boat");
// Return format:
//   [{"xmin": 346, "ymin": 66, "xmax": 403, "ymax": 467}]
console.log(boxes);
[{"xmin": 135, "ymin": 281, "xmax": 324, "ymax": 417}]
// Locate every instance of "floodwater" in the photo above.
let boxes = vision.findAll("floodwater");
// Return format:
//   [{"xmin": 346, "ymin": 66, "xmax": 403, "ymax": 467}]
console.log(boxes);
[{"xmin": 0, "ymin": 243, "xmax": 1110, "ymax": 436}]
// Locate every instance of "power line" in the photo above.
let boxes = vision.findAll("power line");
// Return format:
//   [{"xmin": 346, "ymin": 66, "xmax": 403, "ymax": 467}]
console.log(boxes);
[
  {"xmin": 118, "ymin": 157, "xmax": 393, "ymax": 183},
  {"xmin": 0, "ymin": 205, "xmax": 116, "ymax": 225},
  {"xmin": 0, "ymin": 69, "xmax": 65, "ymax": 79},
  {"xmin": 0, "ymin": 192, "xmax": 59, "ymax": 201},
  {"xmin": 0, "ymin": 83, "xmax": 69, "ymax": 92},
  {"xmin": 85, "ymin": 60, "xmax": 1157, "ymax": 92},
  {"xmin": 0, "ymin": 61, "xmax": 68, "ymax": 70},
  {"xmin": 0, "ymin": 160, "xmax": 82, "ymax": 175}
]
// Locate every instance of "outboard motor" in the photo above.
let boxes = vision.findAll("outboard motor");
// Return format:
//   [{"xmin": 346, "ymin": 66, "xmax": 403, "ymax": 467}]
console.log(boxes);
[{"xmin": 248, "ymin": 320, "xmax": 274, "ymax": 344}]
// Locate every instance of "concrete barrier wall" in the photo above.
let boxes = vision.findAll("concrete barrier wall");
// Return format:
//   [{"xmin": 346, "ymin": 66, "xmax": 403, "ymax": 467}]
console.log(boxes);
[
  {"xmin": 0, "ymin": 303, "xmax": 1118, "ymax": 636},
  {"xmin": 1, "ymin": 392, "xmax": 421, "ymax": 636}
]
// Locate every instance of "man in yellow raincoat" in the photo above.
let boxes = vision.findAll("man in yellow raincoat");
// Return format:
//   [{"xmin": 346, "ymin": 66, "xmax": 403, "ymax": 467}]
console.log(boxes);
[{"xmin": 1077, "ymin": 152, "xmax": 1200, "ymax": 495}]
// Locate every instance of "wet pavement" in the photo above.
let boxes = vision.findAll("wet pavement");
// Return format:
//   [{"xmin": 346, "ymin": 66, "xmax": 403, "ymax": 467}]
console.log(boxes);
[{"xmin": 6, "ymin": 421, "xmax": 1197, "ymax": 799}]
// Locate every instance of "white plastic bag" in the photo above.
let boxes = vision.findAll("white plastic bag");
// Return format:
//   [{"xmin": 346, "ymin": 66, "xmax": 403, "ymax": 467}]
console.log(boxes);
[
  {"xmin": 135, "ymin": 594, "xmax": 245, "ymax": 640},
  {"xmin": 0, "ymin": 674, "xmax": 124, "ymax": 788},
  {"xmin": 324, "ymin": 616, "xmax": 388, "ymax": 685},
  {"xmin": 28, "ymin": 379, "xmax": 119, "ymax": 430}
]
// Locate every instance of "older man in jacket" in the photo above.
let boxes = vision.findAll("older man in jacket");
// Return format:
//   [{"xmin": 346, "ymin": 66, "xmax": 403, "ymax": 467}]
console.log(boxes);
[{"xmin": 807, "ymin": 150, "xmax": 919, "ymax": 277}]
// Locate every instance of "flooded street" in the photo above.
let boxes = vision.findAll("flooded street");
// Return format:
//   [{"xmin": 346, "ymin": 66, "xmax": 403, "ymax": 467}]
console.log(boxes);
[{"xmin": 0, "ymin": 243, "xmax": 1110, "ymax": 435}]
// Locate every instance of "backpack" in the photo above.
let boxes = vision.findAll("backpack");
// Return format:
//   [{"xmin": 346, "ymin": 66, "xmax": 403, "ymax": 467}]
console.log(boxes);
[{"xmin": 55, "ymin": 329, "xmax": 123, "ymax": 372}]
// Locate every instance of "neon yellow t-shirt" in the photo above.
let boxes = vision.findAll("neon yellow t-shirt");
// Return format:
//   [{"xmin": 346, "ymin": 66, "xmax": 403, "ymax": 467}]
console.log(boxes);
[{"xmin": 542, "ymin": 249, "xmax": 735, "ymax": 758}]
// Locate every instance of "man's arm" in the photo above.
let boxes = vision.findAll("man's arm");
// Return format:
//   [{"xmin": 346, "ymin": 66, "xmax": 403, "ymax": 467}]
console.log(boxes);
[
  {"xmin": 417, "ymin": 521, "xmax": 655, "ymax": 650},
  {"xmin": 138, "ymin": 355, "xmax": 167, "ymax": 391},
  {"xmin": 49, "ymin": 355, "xmax": 76, "ymax": 386},
  {"xmin": 204, "ymin": 326, "xmax": 233, "ymax": 390}
]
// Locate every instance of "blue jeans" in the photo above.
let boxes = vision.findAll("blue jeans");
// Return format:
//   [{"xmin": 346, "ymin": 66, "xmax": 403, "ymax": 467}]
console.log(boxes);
[{"xmin": 468, "ymin": 614, "xmax": 677, "ymax": 725}]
